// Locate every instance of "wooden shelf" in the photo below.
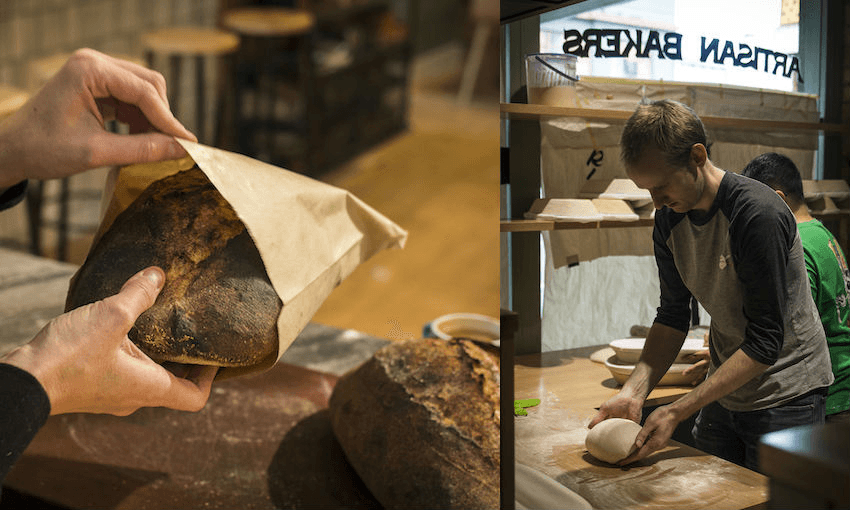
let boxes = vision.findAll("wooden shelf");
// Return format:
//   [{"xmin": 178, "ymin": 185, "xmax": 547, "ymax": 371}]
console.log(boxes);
[
  {"xmin": 812, "ymin": 210, "xmax": 850, "ymax": 218},
  {"xmin": 501, "ymin": 218, "xmax": 654, "ymax": 232},
  {"xmin": 501, "ymin": 102, "xmax": 848, "ymax": 133},
  {"xmin": 503, "ymin": 213, "xmax": 848, "ymax": 232}
]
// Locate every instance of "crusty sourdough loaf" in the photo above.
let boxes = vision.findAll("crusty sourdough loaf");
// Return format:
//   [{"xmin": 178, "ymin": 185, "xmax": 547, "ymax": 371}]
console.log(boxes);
[
  {"xmin": 65, "ymin": 166, "xmax": 282, "ymax": 367},
  {"xmin": 328, "ymin": 338, "xmax": 500, "ymax": 509}
]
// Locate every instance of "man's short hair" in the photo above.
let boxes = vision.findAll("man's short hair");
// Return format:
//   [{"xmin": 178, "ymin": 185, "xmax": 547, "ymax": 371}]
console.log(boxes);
[
  {"xmin": 620, "ymin": 99, "xmax": 708, "ymax": 169},
  {"xmin": 740, "ymin": 152, "xmax": 805, "ymax": 205}
]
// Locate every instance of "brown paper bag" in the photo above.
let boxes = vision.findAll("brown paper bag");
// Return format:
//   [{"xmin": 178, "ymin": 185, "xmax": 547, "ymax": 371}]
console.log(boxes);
[{"xmin": 82, "ymin": 139, "xmax": 408, "ymax": 378}]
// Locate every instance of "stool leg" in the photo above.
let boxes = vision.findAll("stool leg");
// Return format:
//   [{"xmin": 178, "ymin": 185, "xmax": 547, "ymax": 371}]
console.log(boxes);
[
  {"xmin": 26, "ymin": 181, "xmax": 43, "ymax": 257},
  {"xmin": 262, "ymin": 41, "xmax": 275, "ymax": 162},
  {"xmin": 234, "ymin": 53, "xmax": 250, "ymax": 155},
  {"xmin": 299, "ymin": 31, "xmax": 316, "ymax": 175},
  {"xmin": 169, "ymin": 55, "xmax": 182, "ymax": 123},
  {"xmin": 57, "ymin": 177, "xmax": 70, "ymax": 262},
  {"xmin": 215, "ymin": 53, "xmax": 233, "ymax": 150},
  {"xmin": 195, "ymin": 55, "xmax": 206, "ymax": 144}
]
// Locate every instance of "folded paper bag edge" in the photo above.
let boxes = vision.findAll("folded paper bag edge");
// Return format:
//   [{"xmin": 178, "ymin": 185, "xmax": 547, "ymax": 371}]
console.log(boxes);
[{"xmin": 177, "ymin": 139, "xmax": 408, "ymax": 305}]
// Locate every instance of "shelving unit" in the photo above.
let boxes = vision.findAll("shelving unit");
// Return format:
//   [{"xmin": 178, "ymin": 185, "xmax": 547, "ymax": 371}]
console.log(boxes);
[
  {"xmin": 502, "ymin": 101, "xmax": 849, "ymax": 234},
  {"xmin": 229, "ymin": 0, "xmax": 412, "ymax": 176},
  {"xmin": 501, "ymin": 218, "xmax": 654, "ymax": 231},
  {"xmin": 309, "ymin": 1, "xmax": 411, "ymax": 173},
  {"xmin": 501, "ymin": 102, "xmax": 849, "ymax": 132}
]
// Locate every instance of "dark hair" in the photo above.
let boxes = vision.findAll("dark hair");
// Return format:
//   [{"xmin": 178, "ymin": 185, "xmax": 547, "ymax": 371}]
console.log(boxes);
[
  {"xmin": 740, "ymin": 152, "xmax": 805, "ymax": 205},
  {"xmin": 620, "ymin": 99, "xmax": 708, "ymax": 169}
]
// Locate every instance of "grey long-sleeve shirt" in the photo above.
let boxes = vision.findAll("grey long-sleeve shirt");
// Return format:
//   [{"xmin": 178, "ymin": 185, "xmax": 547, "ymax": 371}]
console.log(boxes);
[{"xmin": 653, "ymin": 171, "xmax": 833, "ymax": 411}]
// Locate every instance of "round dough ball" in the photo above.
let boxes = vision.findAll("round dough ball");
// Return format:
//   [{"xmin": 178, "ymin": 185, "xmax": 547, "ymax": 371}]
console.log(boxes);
[{"xmin": 585, "ymin": 418, "xmax": 641, "ymax": 464}]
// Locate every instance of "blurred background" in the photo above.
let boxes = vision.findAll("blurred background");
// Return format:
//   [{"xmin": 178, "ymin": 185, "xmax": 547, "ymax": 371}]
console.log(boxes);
[{"xmin": 0, "ymin": 0, "xmax": 499, "ymax": 342}]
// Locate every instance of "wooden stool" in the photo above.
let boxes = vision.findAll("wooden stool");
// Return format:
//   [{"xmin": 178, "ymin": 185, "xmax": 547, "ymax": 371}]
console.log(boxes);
[
  {"xmin": 221, "ymin": 7, "xmax": 316, "ymax": 172},
  {"xmin": 457, "ymin": 0, "xmax": 499, "ymax": 104},
  {"xmin": 140, "ymin": 26, "xmax": 240, "ymax": 146},
  {"xmin": 27, "ymin": 52, "xmax": 147, "ymax": 91}
]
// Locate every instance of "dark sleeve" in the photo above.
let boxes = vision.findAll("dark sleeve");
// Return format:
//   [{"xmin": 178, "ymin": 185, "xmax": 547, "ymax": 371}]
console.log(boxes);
[
  {"xmin": 731, "ymin": 203, "xmax": 795, "ymax": 365},
  {"xmin": 0, "ymin": 181, "xmax": 27, "ymax": 212},
  {"xmin": 0, "ymin": 363, "xmax": 50, "ymax": 483},
  {"xmin": 653, "ymin": 212, "xmax": 692, "ymax": 334}
]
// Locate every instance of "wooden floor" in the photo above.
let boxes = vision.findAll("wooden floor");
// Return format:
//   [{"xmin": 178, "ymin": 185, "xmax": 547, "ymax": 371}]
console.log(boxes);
[
  {"xmin": 0, "ymin": 44, "xmax": 501, "ymax": 343},
  {"xmin": 312, "ymin": 49, "xmax": 500, "ymax": 340}
]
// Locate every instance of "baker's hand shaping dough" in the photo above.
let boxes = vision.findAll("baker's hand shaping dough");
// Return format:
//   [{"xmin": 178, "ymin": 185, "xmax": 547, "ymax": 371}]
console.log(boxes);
[
  {"xmin": 585, "ymin": 418, "xmax": 642, "ymax": 464},
  {"xmin": 587, "ymin": 391, "xmax": 646, "ymax": 465}
]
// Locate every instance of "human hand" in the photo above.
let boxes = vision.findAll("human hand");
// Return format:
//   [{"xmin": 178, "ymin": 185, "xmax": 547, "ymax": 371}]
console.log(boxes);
[
  {"xmin": 0, "ymin": 48, "xmax": 197, "ymax": 188},
  {"xmin": 682, "ymin": 349, "xmax": 710, "ymax": 385},
  {"xmin": 618, "ymin": 404, "xmax": 680, "ymax": 465},
  {"xmin": 588, "ymin": 391, "xmax": 644, "ymax": 429},
  {"xmin": 0, "ymin": 267, "xmax": 216, "ymax": 416}
]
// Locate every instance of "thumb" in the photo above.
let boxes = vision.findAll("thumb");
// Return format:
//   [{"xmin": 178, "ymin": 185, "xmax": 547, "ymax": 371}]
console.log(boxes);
[
  {"xmin": 116, "ymin": 266, "xmax": 165, "ymax": 318},
  {"xmin": 89, "ymin": 132, "xmax": 189, "ymax": 168}
]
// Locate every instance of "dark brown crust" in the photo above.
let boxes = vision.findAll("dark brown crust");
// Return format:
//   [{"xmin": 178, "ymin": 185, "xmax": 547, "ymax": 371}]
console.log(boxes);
[
  {"xmin": 65, "ymin": 167, "xmax": 282, "ymax": 367},
  {"xmin": 328, "ymin": 338, "xmax": 500, "ymax": 509}
]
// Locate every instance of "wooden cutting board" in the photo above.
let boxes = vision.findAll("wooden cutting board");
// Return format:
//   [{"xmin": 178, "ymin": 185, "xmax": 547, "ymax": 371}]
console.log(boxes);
[{"xmin": 515, "ymin": 397, "xmax": 768, "ymax": 510}]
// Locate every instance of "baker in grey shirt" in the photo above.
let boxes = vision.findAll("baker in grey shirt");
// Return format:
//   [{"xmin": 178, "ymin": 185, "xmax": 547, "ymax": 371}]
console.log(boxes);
[{"xmin": 588, "ymin": 99, "xmax": 833, "ymax": 473}]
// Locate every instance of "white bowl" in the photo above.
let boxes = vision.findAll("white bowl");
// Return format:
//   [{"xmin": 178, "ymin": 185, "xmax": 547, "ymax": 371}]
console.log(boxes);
[
  {"xmin": 604, "ymin": 355, "xmax": 704, "ymax": 386},
  {"xmin": 431, "ymin": 313, "xmax": 499, "ymax": 346},
  {"xmin": 609, "ymin": 337, "xmax": 705, "ymax": 365}
]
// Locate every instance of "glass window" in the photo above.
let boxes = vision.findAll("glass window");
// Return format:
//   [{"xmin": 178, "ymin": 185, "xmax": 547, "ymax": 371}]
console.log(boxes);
[{"xmin": 540, "ymin": 0, "xmax": 800, "ymax": 92}]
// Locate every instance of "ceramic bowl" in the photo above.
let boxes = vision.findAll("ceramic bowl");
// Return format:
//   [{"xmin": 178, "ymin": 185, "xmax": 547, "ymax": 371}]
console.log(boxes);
[
  {"xmin": 604, "ymin": 355, "xmax": 704, "ymax": 386},
  {"xmin": 431, "ymin": 313, "xmax": 500, "ymax": 346},
  {"xmin": 609, "ymin": 337, "xmax": 706, "ymax": 365}
]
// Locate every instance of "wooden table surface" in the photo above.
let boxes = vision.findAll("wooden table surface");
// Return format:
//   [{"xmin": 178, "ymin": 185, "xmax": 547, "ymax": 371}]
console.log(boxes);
[
  {"xmin": 6, "ymin": 362, "xmax": 379, "ymax": 509},
  {"xmin": 515, "ymin": 345, "xmax": 769, "ymax": 510}
]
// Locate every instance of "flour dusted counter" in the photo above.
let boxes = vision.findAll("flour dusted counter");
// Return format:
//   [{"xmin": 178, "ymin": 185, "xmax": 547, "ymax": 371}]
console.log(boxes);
[{"xmin": 514, "ymin": 345, "xmax": 769, "ymax": 510}]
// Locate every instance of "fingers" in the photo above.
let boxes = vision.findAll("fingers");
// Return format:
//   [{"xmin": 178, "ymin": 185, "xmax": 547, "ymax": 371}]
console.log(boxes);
[
  {"xmin": 618, "ymin": 428, "xmax": 655, "ymax": 466},
  {"xmin": 158, "ymin": 365, "xmax": 218, "ymax": 412},
  {"xmin": 98, "ymin": 68, "xmax": 196, "ymax": 141},
  {"xmin": 100, "ymin": 52, "xmax": 170, "ymax": 106},
  {"xmin": 88, "ymin": 131, "xmax": 189, "ymax": 168},
  {"xmin": 102, "ymin": 267, "xmax": 165, "ymax": 332},
  {"xmin": 618, "ymin": 446, "xmax": 647, "ymax": 466},
  {"xmin": 588, "ymin": 411, "xmax": 608, "ymax": 429},
  {"xmin": 682, "ymin": 359, "xmax": 707, "ymax": 375},
  {"xmin": 115, "ymin": 345, "xmax": 217, "ymax": 414},
  {"xmin": 75, "ymin": 49, "xmax": 196, "ymax": 142}
]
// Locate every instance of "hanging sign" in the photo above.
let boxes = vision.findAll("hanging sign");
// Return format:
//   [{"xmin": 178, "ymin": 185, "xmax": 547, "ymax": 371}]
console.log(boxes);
[{"xmin": 562, "ymin": 28, "xmax": 803, "ymax": 83}]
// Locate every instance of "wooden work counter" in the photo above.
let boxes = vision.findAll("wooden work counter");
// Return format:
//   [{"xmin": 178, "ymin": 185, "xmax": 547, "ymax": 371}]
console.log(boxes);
[{"xmin": 515, "ymin": 345, "xmax": 769, "ymax": 510}]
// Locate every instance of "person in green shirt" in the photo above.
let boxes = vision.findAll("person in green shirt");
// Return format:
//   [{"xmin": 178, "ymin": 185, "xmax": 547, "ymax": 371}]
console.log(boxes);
[{"xmin": 742, "ymin": 152, "xmax": 850, "ymax": 422}]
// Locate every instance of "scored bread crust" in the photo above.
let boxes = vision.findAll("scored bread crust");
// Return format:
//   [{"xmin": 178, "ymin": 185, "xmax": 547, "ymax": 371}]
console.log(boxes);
[{"xmin": 65, "ymin": 166, "xmax": 282, "ymax": 367}]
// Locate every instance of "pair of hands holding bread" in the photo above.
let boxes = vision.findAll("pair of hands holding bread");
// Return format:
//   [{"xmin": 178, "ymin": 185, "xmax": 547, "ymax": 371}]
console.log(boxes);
[{"xmin": 0, "ymin": 49, "xmax": 216, "ymax": 416}]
